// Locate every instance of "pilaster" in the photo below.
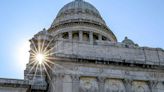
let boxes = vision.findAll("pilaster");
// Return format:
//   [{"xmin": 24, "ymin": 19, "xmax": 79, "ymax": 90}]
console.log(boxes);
[
  {"xmin": 89, "ymin": 31, "xmax": 93, "ymax": 44},
  {"xmin": 54, "ymin": 73, "xmax": 64, "ymax": 92},
  {"xmin": 148, "ymin": 80, "xmax": 158, "ymax": 92},
  {"xmin": 69, "ymin": 31, "xmax": 72, "ymax": 40},
  {"xmin": 71, "ymin": 74, "xmax": 80, "ymax": 92},
  {"xmin": 97, "ymin": 76, "xmax": 105, "ymax": 92},
  {"xmin": 59, "ymin": 33, "xmax": 63, "ymax": 40},
  {"xmin": 79, "ymin": 31, "xmax": 83, "ymax": 42},
  {"xmin": 123, "ymin": 79, "xmax": 133, "ymax": 92}
]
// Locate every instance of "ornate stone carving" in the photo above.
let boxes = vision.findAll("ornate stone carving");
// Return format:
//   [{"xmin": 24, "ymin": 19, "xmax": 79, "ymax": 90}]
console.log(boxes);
[
  {"xmin": 80, "ymin": 77, "xmax": 98, "ymax": 92},
  {"xmin": 132, "ymin": 81, "xmax": 150, "ymax": 92},
  {"xmin": 156, "ymin": 82, "xmax": 164, "ymax": 91},
  {"xmin": 136, "ymin": 86, "xmax": 145, "ymax": 92},
  {"xmin": 123, "ymin": 79, "xmax": 133, "ymax": 92},
  {"xmin": 105, "ymin": 79, "xmax": 126, "ymax": 92}
]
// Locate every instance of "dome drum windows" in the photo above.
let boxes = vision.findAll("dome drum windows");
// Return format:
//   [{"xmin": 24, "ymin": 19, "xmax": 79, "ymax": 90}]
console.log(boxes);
[
  {"xmin": 83, "ymin": 31, "xmax": 89, "ymax": 41},
  {"xmin": 102, "ymin": 36, "xmax": 107, "ymax": 41},
  {"xmin": 60, "ymin": 31, "xmax": 111, "ymax": 43},
  {"xmin": 73, "ymin": 31, "xmax": 79, "ymax": 41},
  {"xmin": 51, "ymin": 0, "xmax": 117, "ymax": 42},
  {"xmin": 93, "ymin": 33, "xmax": 99, "ymax": 41},
  {"xmin": 62, "ymin": 32, "xmax": 69, "ymax": 39}
]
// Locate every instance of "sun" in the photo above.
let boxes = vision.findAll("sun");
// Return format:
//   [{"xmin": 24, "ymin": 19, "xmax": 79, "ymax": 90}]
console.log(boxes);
[{"xmin": 35, "ymin": 53, "xmax": 45, "ymax": 64}]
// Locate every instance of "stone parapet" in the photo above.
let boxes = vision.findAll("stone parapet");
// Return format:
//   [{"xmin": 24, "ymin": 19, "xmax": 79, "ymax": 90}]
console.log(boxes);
[{"xmin": 53, "ymin": 40, "xmax": 164, "ymax": 67}]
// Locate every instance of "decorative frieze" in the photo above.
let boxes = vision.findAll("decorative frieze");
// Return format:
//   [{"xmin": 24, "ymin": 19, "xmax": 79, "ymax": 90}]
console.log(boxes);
[{"xmin": 105, "ymin": 79, "xmax": 126, "ymax": 92}]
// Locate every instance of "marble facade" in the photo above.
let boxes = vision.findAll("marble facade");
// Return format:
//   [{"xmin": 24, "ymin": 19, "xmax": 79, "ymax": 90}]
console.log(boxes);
[{"xmin": 0, "ymin": 0, "xmax": 164, "ymax": 92}]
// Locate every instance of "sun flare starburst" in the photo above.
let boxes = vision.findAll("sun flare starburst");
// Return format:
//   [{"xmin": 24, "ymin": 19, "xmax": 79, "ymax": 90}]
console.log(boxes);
[
  {"xmin": 28, "ymin": 37, "xmax": 55, "ymax": 83},
  {"xmin": 27, "ymin": 35, "xmax": 80, "ymax": 88},
  {"xmin": 35, "ymin": 53, "xmax": 45, "ymax": 64}
]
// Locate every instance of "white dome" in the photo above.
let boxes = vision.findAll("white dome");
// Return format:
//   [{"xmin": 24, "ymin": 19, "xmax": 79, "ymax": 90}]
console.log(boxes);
[
  {"xmin": 50, "ymin": 0, "xmax": 117, "ymax": 42},
  {"xmin": 51, "ymin": 0, "xmax": 106, "ymax": 27}
]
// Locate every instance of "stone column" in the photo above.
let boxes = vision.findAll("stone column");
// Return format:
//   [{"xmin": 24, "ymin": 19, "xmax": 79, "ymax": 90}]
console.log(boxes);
[
  {"xmin": 71, "ymin": 75, "xmax": 80, "ymax": 92},
  {"xmin": 148, "ymin": 81, "xmax": 158, "ymax": 92},
  {"xmin": 98, "ymin": 34, "xmax": 102, "ymax": 41},
  {"xmin": 89, "ymin": 31, "xmax": 93, "ymax": 44},
  {"xmin": 79, "ymin": 31, "xmax": 83, "ymax": 42},
  {"xmin": 49, "ymin": 77, "xmax": 56, "ymax": 92},
  {"xmin": 59, "ymin": 33, "xmax": 63, "ymax": 40},
  {"xmin": 123, "ymin": 79, "xmax": 132, "ymax": 92},
  {"xmin": 97, "ymin": 77, "xmax": 105, "ymax": 92},
  {"xmin": 55, "ymin": 73, "xmax": 64, "ymax": 92},
  {"xmin": 69, "ymin": 31, "xmax": 72, "ymax": 40}
]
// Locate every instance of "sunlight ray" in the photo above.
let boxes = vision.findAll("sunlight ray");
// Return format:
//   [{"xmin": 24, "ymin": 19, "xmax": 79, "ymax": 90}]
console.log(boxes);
[
  {"xmin": 42, "ymin": 63, "xmax": 51, "ymax": 81},
  {"xmin": 41, "ymin": 37, "xmax": 46, "ymax": 53},
  {"xmin": 28, "ymin": 61, "xmax": 38, "ymax": 74},
  {"xmin": 27, "ymin": 60, "xmax": 36, "ymax": 66},
  {"xmin": 39, "ymin": 63, "xmax": 44, "ymax": 84},
  {"xmin": 31, "ymin": 40, "xmax": 38, "ymax": 53},
  {"xmin": 44, "ymin": 59, "xmax": 55, "ymax": 65},
  {"xmin": 30, "ymin": 52, "xmax": 38, "ymax": 57},
  {"xmin": 44, "ymin": 47, "xmax": 55, "ymax": 55},
  {"xmin": 32, "ymin": 63, "xmax": 39, "ymax": 85},
  {"xmin": 30, "ymin": 48, "xmax": 38, "ymax": 55},
  {"xmin": 43, "ymin": 39, "xmax": 54, "ymax": 53},
  {"xmin": 28, "ymin": 37, "xmax": 81, "ymax": 87},
  {"xmin": 43, "ymin": 61, "xmax": 53, "ymax": 71},
  {"xmin": 37, "ymin": 39, "xmax": 41, "ymax": 53}
]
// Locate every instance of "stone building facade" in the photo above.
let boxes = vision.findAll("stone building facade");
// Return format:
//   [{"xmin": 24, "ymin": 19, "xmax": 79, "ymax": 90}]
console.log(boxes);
[{"xmin": 1, "ymin": 0, "xmax": 164, "ymax": 92}]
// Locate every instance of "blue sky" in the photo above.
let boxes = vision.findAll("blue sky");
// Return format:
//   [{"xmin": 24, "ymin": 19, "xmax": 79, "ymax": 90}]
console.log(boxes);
[{"xmin": 0, "ymin": 0, "xmax": 164, "ymax": 79}]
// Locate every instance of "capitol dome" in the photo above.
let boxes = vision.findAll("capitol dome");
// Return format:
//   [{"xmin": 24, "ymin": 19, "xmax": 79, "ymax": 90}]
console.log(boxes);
[
  {"xmin": 51, "ymin": 0, "xmax": 105, "ymax": 26},
  {"xmin": 49, "ymin": 0, "xmax": 117, "ymax": 42}
]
